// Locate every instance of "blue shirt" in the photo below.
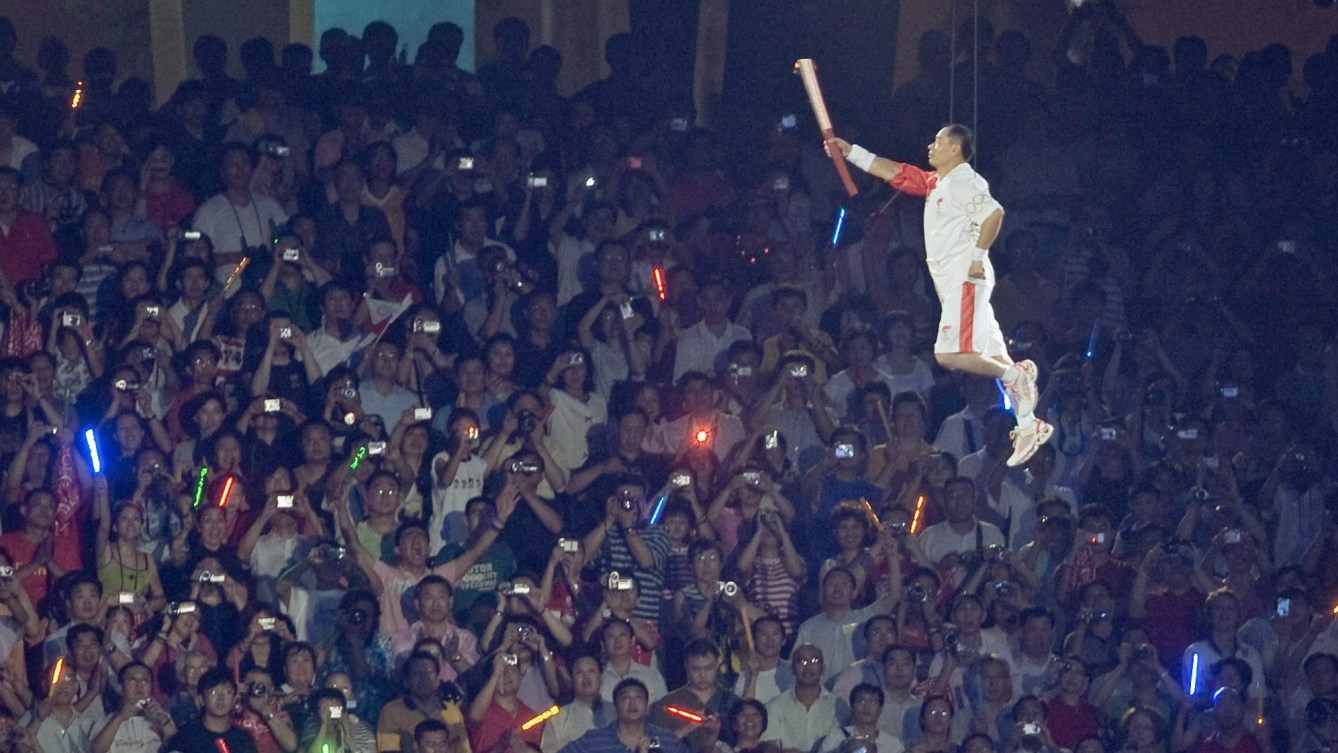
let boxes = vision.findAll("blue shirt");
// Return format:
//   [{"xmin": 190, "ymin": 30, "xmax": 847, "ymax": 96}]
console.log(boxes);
[{"xmin": 560, "ymin": 723, "xmax": 687, "ymax": 753}]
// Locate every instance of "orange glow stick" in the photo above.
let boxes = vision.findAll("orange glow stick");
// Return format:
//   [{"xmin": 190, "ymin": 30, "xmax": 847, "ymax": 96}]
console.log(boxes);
[
  {"xmin": 521, "ymin": 705, "xmax": 560, "ymax": 731},
  {"xmin": 70, "ymin": 83, "xmax": 84, "ymax": 110},
  {"xmin": 218, "ymin": 476, "xmax": 236, "ymax": 508},
  {"xmin": 860, "ymin": 498, "xmax": 881, "ymax": 527},
  {"xmin": 223, "ymin": 256, "xmax": 251, "ymax": 291},
  {"xmin": 666, "ymin": 706, "xmax": 705, "ymax": 723},
  {"xmin": 652, "ymin": 267, "xmax": 668, "ymax": 301},
  {"xmin": 51, "ymin": 657, "xmax": 65, "ymax": 686},
  {"xmin": 910, "ymin": 495, "xmax": 926, "ymax": 534}
]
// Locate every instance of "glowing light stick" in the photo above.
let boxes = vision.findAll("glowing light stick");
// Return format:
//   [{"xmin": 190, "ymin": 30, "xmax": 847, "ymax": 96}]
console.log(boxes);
[
  {"xmin": 218, "ymin": 476, "xmax": 236, "ymax": 509},
  {"xmin": 1188, "ymin": 651, "xmax": 1201, "ymax": 696},
  {"xmin": 70, "ymin": 82, "xmax": 84, "ymax": 109},
  {"xmin": 830, "ymin": 206, "xmax": 847, "ymax": 246},
  {"xmin": 652, "ymin": 267, "xmax": 668, "ymax": 301},
  {"xmin": 349, "ymin": 445, "xmax": 368, "ymax": 471},
  {"xmin": 665, "ymin": 706, "xmax": 705, "ymax": 723},
  {"xmin": 694, "ymin": 429, "xmax": 710, "ymax": 445},
  {"xmin": 996, "ymin": 379, "xmax": 1012, "ymax": 412},
  {"xmin": 193, "ymin": 467, "xmax": 209, "ymax": 508},
  {"xmin": 223, "ymin": 256, "xmax": 251, "ymax": 292},
  {"xmin": 1085, "ymin": 320, "xmax": 1100, "ymax": 362},
  {"xmin": 51, "ymin": 657, "xmax": 65, "ymax": 686},
  {"xmin": 910, "ymin": 495, "xmax": 926, "ymax": 534},
  {"xmin": 859, "ymin": 498, "xmax": 880, "ymax": 527},
  {"xmin": 521, "ymin": 705, "xmax": 560, "ymax": 731},
  {"xmin": 84, "ymin": 429, "xmax": 102, "ymax": 474},
  {"xmin": 648, "ymin": 493, "xmax": 669, "ymax": 526},
  {"xmin": 215, "ymin": 740, "xmax": 233, "ymax": 753}
]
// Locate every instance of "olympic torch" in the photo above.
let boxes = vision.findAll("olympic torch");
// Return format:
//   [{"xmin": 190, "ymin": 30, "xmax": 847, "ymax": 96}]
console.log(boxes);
[{"xmin": 794, "ymin": 58, "xmax": 858, "ymax": 197}]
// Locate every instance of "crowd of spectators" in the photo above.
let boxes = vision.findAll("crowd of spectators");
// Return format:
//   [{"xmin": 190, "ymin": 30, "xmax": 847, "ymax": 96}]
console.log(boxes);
[{"xmin": 0, "ymin": 4, "xmax": 1336, "ymax": 753}]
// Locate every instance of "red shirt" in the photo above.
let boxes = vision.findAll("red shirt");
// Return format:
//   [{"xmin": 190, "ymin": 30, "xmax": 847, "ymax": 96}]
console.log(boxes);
[
  {"xmin": 470, "ymin": 698, "xmax": 541, "ymax": 753},
  {"xmin": 1044, "ymin": 696, "xmax": 1099, "ymax": 750},
  {"xmin": 0, "ymin": 210, "xmax": 58, "ymax": 285},
  {"xmin": 0, "ymin": 530, "xmax": 82, "ymax": 606},
  {"xmin": 144, "ymin": 183, "xmax": 197, "ymax": 236},
  {"xmin": 1144, "ymin": 587, "xmax": 1206, "ymax": 668}
]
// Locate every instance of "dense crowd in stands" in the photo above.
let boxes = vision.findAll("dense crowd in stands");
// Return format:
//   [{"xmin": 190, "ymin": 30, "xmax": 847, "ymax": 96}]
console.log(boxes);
[{"xmin": 0, "ymin": 4, "xmax": 1336, "ymax": 753}]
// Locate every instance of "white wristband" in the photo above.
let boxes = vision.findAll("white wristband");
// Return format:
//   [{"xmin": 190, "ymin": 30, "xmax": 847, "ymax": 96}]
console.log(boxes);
[
  {"xmin": 846, "ymin": 144, "xmax": 876, "ymax": 173},
  {"xmin": 972, "ymin": 248, "xmax": 987, "ymax": 262}
]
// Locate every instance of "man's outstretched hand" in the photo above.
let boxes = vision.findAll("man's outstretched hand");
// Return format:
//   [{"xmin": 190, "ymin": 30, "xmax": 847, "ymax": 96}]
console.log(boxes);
[{"xmin": 823, "ymin": 137, "xmax": 851, "ymax": 160}]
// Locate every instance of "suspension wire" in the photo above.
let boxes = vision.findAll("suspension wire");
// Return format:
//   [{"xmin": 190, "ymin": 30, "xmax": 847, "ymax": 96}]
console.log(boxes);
[
  {"xmin": 949, "ymin": 0, "xmax": 957, "ymax": 124},
  {"xmin": 973, "ymin": 0, "xmax": 980, "ymax": 162}
]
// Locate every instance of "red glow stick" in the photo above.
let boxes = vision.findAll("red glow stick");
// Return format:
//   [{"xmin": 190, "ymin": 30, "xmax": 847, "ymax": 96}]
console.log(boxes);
[
  {"xmin": 652, "ymin": 267, "xmax": 668, "ymax": 301},
  {"xmin": 218, "ymin": 476, "xmax": 236, "ymax": 509},
  {"xmin": 216, "ymin": 739, "xmax": 232, "ymax": 753},
  {"xmin": 910, "ymin": 495, "xmax": 926, "ymax": 534},
  {"xmin": 521, "ymin": 705, "xmax": 560, "ymax": 731},
  {"xmin": 665, "ymin": 706, "xmax": 705, "ymax": 723}
]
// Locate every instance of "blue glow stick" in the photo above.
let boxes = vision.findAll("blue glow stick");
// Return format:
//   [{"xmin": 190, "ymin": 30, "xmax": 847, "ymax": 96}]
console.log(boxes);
[
  {"xmin": 830, "ymin": 207, "xmax": 847, "ymax": 247},
  {"xmin": 1085, "ymin": 320, "xmax": 1101, "ymax": 362},
  {"xmin": 84, "ymin": 429, "xmax": 102, "ymax": 474},
  {"xmin": 648, "ymin": 493, "xmax": 669, "ymax": 526},
  {"xmin": 996, "ymin": 379, "xmax": 1012, "ymax": 412},
  {"xmin": 1188, "ymin": 651, "xmax": 1200, "ymax": 696}
]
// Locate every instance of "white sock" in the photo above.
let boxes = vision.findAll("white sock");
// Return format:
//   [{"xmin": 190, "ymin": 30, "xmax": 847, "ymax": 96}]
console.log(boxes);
[{"xmin": 1002, "ymin": 366, "xmax": 1021, "ymax": 383}]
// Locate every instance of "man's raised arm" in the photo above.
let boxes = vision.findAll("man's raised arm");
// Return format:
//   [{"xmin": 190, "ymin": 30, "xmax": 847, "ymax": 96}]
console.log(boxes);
[{"xmin": 825, "ymin": 137, "xmax": 903, "ymax": 182}]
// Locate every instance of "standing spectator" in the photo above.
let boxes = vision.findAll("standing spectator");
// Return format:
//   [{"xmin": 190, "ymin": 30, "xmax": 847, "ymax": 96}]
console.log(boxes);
[{"xmin": 762, "ymin": 645, "xmax": 847, "ymax": 752}]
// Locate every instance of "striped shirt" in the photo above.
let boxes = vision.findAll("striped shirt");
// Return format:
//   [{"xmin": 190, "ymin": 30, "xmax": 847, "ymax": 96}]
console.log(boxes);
[
  {"xmin": 559, "ymin": 723, "xmax": 687, "ymax": 753},
  {"xmin": 595, "ymin": 527, "xmax": 668, "ymax": 622},
  {"xmin": 746, "ymin": 556, "xmax": 802, "ymax": 636}
]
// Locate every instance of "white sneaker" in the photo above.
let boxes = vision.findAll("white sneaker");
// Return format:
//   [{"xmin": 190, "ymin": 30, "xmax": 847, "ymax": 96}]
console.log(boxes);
[
  {"xmin": 1006, "ymin": 360, "xmax": 1040, "ymax": 422},
  {"xmin": 1007, "ymin": 418, "xmax": 1053, "ymax": 467}
]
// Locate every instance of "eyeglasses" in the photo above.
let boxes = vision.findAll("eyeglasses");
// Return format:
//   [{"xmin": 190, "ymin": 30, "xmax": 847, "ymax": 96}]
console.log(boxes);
[
  {"xmin": 373, "ymin": 488, "xmax": 400, "ymax": 497},
  {"xmin": 927, "ymin": 708, "xmax": 951, "ymax": 717},
  {"xmin": 207, "ymin": 686, "xmax": 237, "ymax": 698},
  {"xmin": 694, "ymin": 553, "xmax": 720, "ymax": 562},
  {"xmin": 796, "ymin": 657, "xmax": 823, "ymax": 666},
  {"xmin": 375, "ymin": 351, "xmax": 400, "ymax": 360}
]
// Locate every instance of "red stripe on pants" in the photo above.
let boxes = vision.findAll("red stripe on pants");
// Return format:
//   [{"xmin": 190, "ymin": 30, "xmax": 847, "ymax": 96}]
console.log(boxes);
[{"xmin": 959, "ymin": 282, "xmax": 975, "ymax": 352}]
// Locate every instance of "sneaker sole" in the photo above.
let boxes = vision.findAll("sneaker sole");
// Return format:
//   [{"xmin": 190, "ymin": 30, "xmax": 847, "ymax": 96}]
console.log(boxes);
[{"xmin": 1006, "ymin": 420, "xmax": 1053, "ymax": 466}]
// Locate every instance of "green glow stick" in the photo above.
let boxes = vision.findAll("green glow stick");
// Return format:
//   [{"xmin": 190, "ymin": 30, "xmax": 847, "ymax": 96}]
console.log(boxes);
[
  {"xmin": 349, "ymin": 446, "xmax": 368, "ymax": 471},
  {"xmin": 193, "ymin": 467, "xmax": 209, "ymax": 508}
]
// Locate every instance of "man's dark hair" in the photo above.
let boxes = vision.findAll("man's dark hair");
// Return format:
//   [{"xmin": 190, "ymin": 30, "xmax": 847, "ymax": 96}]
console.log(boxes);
[
  {"xmin": 393, "ymin": 518, "xmax": 430, "ymax": 547},
  {"xmin": 683, "ymin": 638, "xmax": 720, "ymax": 662},
  {"xmin": 414, "ymin": 718, "xmax": 450, "ymax": 742},
  {"xmin": 943, "ymin": 123, "xmax": 975, "ymax": 161},
  {"xmin": 405, "ymin": 650, "xmax": 441, "ymax": 676},
  {"xmin": 198, "ymin": 666, "xmax": 235, "ymax": 697},
  {"xmin": 850, "ymin": 682, "xmax": 885, "ymax": 707},
  {"xmin": 612, "ymin": 677, "xmax": 649, "ymax": 703},
  {"xmin": 66, "ymin": 623, "xmax": 104, "ymax": 652},
  {"xmin": 416, "ymin": 574, "xmax": 454, "ymax": 599}
]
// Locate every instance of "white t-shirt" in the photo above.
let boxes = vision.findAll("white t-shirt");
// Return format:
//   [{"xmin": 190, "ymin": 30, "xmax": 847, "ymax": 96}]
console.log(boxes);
[
  {"xmin": 547, "ymin": 389, "xmax": 608, "ymax": 475},
  {"xmin": 429, "ymin": 453, "xmax": 488, "ymax": 554},
  {"xmin": 550, "ymin": 234, "xmax": 594, "ymax": 306},
  {"xmin": 673, "ymin": 321, "xmax": 751, "ymax": 382},
  {"xmin": 915, "ymin": 163, "xmax": 1003, "ymax": 283},
  {"xmin": 919, "ymin": 519, "xmax": 1006, "ymax": 566},
  {"xmin": 191, "ymin": 192, "xmax": 288, "ymax": 255}
]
